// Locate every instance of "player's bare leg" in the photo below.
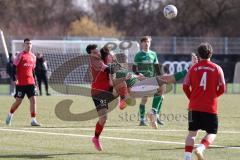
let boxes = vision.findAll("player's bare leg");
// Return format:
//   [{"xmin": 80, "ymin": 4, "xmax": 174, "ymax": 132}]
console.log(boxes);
[
  {"xmin": 114, "ymin": 81, "xmax": 128, "ymax": 110},
  {"xmin": 195, "ymin": 133, "xmax": 216, "ymax": 160},
  {"xmin": 6, "ymin": 98, "xmax": 22, "ymax": 125},
  {"xmin": 156, "ymin": 53, "xmax": 198, "ymax": 85},
  {"xmin": 92, "ymin": 108, "xmax": 107, "ymax": 151},
  {"xmin": 156, "ymin": 74, "xmax": 176, "ymax": 84},
  {"xmin": 184, "ymin": 131, "xmax": 198, "ymax": 160},
  {"xmin": 29, "ymin": 96, "xmax": 40, "ymax": 126}
]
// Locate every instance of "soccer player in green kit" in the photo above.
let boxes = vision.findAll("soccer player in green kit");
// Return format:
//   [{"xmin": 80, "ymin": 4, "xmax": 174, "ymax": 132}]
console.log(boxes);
[{"xmin": 132, "ymin": 36, "xmax": 164, "ymax": 128}]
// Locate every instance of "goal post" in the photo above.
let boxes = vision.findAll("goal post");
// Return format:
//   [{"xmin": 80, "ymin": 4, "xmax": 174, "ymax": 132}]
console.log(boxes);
[
  {"xmin": 11, "ymin": 39, "xmax": 140, "ymax": 95},
  {"xmin": 0, "ymin": 29, "xmax": 9, "ymax": 62},
  {"xmin": 233, "ymin": 62, "xmax": 240, "ymax": 93}
]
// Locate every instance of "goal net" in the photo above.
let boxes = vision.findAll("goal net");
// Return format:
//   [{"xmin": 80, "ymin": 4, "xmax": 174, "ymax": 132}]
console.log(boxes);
[
  {"xmin": 0, "ymin": 30, "xmax": 10, "ymax": 95},
  {"xmin": 11, "ymin": 40, "xmax": 140, "ymax": 96}
]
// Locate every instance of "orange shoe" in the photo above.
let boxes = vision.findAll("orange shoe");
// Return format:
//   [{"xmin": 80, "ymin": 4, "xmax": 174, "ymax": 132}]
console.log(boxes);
[{"xmin": 119, "ymin": 100, "xmax": 127, "ymax": 110}]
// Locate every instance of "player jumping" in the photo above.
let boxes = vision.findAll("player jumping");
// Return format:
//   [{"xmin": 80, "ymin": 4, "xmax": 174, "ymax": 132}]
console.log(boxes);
[{"xmin": 87, "ymin": 44, "xmax": 134, "ymax": 151}]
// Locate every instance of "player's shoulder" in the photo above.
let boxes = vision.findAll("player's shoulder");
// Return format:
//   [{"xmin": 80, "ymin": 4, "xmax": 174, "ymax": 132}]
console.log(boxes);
[
  {"xmin": 134, "ymin": 51, "xmax": 143, "ymax": 60},
  {"xmin": 30, "ymin": 52, "xmax": 36, "ymax": 58},
  {"xmin": 212, "ymin": 62, "xmax": 224, "ymax": 73},
  {"xmin": 148, "ymin": 50, "xmax": 157, "ymax": 55},
  {"xmin": 29, "ymin": 52, "xmax": 36, "ymax": 60},
  {"xmin": 208, "ymin": 61, "xmax": 222, "ymax": 70},
  {"xmin": 17, "ymin": 51, "xmax": 24, "ymax": 57},
  {"xmin": 135, "ymin": 51, "xmax": 142, "ymax": 56}
]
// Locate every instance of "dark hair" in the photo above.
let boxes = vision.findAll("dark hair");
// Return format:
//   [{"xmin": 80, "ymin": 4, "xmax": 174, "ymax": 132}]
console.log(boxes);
[
  {"xmin": 100, "ymin": 46, "xmax": 110, "ymax": 61},
  {"xmin": 24, "ymin": 38, "xmax": 31, "ymax": 43},
  {"xmin": 140, "ymin": 36, "xmax": 152, "ymax": 43},
  {"xmin": 86, "ymin": 44, "xmax": 97, "ymax": 54},
  {"xmin": 197, "ymin": 42, "xmax": 213, "ymax": 59}
]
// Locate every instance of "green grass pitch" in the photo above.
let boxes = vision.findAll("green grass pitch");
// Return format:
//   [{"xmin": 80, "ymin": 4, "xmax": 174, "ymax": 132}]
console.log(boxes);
[{"xmin": 0, "ymin": 94, "xmax": 239, "ymax": 160}]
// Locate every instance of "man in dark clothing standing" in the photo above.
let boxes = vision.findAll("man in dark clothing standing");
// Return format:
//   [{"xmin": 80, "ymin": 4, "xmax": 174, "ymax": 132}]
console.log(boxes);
[
  {"xmin": 6, "ymin": 53, "xmax": 16, "ymax": 95},
  {"xmin": 35, "ymin": 53, "xmax": 50, "ymax": 96}
]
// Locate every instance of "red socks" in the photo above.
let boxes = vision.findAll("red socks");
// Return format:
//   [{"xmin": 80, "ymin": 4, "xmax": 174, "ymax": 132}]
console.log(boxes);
[
  {"xmin": 201, "ymin": 139, "xmax": 210, "ymax": 149},
  {"xmin": 185, "ymin": 145, "xmax": 193, "ymax": 153},
  {"xmin": 95, "ymin": 121, "xmax": 104, "ymax": 139},
  {"xmin": 31, "ymin": 112, "xmax": 36, "ymax": 118},
  {"xmin": 10, "ymin": 108, "xmax": 17, "ymax": 114}
]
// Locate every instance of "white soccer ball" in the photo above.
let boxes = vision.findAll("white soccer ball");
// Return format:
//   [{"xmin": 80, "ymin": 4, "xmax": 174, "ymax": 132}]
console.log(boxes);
[{"xmin": 163, "ymin": 5, "xmax": 178, "ymax": 19}]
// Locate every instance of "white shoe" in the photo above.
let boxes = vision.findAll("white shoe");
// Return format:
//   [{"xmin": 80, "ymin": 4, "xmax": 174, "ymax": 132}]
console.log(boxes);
[
  {"xmin": 31, "ymin": 120, "xmax": 41, "ymax": 126},
  {"xmin": 147, "ymin": 111, "xmax": 158, "ymax": 129},
  {"xmin": 194, "ymin": 148, "xmax": 205, "ymax": 160},
  {"xmin": 6, "ymin": 114, "xmax": 13, "ymax": 126}
]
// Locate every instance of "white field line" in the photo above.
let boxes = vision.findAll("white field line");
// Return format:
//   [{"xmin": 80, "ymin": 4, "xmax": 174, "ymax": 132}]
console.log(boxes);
[
  {"xmin": 9, "ymin": 127, "xmax": 240, "ymax": 134},
  {"xmin": 0, "ymin": 128, "xmax": 239, "ymax": 150}
]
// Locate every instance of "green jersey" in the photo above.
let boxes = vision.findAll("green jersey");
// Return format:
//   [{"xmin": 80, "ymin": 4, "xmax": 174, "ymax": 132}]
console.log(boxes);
[{"xmin": 134, "ymin": 50, "xmax": 159, "ymax": 77}]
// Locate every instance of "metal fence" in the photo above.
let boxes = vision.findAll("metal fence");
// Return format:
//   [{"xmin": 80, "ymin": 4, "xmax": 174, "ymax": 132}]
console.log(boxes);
[
  {"xmin": 122, "ymin": 37, "xmax": 240, "ymax": 55},
  {"xmin": 3, "ymin": 36, "xmax": 240, "ymax": 55}
]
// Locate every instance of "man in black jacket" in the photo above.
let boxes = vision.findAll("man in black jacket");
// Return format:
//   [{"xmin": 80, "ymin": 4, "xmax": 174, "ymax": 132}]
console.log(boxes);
[
  {"xmin": 35, "ymin": 53, "xmax": 50, "ymax": 96},
  {"xmin": 6, "ymin": 53, "xmax": 16, "ymax": 95}
]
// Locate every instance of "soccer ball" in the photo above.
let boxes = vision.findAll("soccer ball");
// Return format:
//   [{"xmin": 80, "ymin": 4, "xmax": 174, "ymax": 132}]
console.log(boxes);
[{"xmin": 163, "ymin": 5, "xmax": 178, "ymax": 19}]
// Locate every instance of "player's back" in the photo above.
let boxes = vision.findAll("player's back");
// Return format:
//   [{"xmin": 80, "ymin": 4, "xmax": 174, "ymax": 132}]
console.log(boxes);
[{"xmin": 186, "ymin": 60, "xmax": 224, "ymax": 114}]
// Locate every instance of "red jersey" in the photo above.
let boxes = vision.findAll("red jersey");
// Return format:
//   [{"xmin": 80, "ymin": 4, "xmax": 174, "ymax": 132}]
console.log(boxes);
[
  {"xmin": 90, "ymin": 54, "xmax": 111, "ymax": 95},
  {"xmin": 14, "ymin": 51, "xmax": 36, "ymax": 86},
  {"xmin": 183, "ymin": 60, "xmax": 226, "ymax": 114}
]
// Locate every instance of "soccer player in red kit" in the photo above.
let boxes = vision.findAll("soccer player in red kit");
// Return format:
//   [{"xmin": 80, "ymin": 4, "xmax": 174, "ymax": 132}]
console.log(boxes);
[
  {"xmin": 6, "ymin": 38, "xmax": 41, "ymax": 126},
  {"xmin": 183, "ymin": 42, "xmax": 226, "ymax": 160},
  {"xmin": 86, "ymin": 44, "xmax": 121, "ymax": 151}
]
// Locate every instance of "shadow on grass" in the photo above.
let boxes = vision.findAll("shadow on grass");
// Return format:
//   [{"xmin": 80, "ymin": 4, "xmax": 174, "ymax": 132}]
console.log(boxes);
[
  {"xmin": 0, "ymin": 151, "xmax": 126, "ymax": 159},
  {"xmin": 0, "ymin": 153, "xmax": 80, "ymax": 159}
]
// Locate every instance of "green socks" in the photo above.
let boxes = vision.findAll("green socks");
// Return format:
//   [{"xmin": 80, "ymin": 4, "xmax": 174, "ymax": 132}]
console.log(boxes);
[
  {"xmin": 139, "ymin": 104, "xmax": 145, "ymax": 120},
  {"xmin": 152, "ymin": 94, "xmax": 163, "ymax": 114}
]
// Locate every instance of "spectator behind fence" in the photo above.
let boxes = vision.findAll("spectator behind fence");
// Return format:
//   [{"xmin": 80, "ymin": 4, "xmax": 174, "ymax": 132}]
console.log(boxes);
[
  {"xmin": 6, "ymin": 53, "xmax": 16, "ymax": 95},
  {"xmin": 35, "ymin": 53, "xmax": 51, "ymax": 96}
]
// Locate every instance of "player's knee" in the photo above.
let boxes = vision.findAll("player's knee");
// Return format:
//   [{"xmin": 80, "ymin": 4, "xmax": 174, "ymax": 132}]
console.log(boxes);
[
  {"xmin": 157, "ymin": 87, "xmax": 164, "ymax": 95},
  {"xmin": 15, "ymin": 98, "xmax": 23, "ymax": 105},
  {"xmin": 141, "ymin": 97, "xmax": 148, "ymax": 104},
  {"xmin": 187, "ymin": 131, "xmax": 197, "ymax": 140},
  {"xmin": 188, "ymin": 135, "xmax": 196, "ymax": 141}
]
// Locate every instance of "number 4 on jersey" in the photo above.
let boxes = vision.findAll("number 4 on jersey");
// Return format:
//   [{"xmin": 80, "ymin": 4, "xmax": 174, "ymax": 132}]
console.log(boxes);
[{"xmin": 200, "ymin": 72, "xmax": 207, "ymax": 90}]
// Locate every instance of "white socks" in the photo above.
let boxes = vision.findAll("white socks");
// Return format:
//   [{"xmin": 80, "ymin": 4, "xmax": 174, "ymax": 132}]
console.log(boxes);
[
  {"xmin": 196, "ymin": 144, "xmax": 206, "ymax": 153},
  {"xmin": 184, "ymin": 152, "xmax": 192, "ymax": 160},
  {"xmin": 8, "ymin": 113, "xmax": 13, "ymax": 117}
]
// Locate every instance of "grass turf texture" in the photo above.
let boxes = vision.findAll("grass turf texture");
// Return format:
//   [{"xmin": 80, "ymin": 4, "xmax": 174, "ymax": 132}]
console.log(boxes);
[{"xmin": 0, "ymin": 94, "xmax": 239, "ymax": 160}]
